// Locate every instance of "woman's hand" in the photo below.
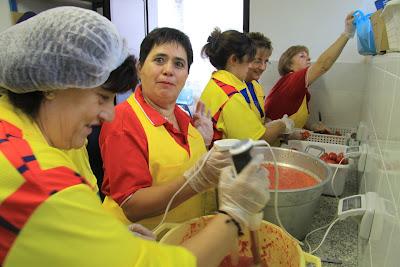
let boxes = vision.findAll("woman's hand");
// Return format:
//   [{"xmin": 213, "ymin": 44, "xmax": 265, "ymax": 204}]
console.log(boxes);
[
  {"xmin": 288, "ymin": 129, "xmax": 311, "ymax": 140},
  {"xmin": 184, "ymin": 150, "xmax": 233, "ymax": 193},
  {"xmin": 128, "ymin": 223, "xmax": 156, "ymax": 241},
  {"xmin": 344, "ymin": 11, "xmax": 355, "ymax": 38},
  {"xmin": 218, "ymin": 154, "xmax": 270, "ymax": 228},
  {"xmin": 193, "ymin": 101, "xmax": 213, "ymax": 146}
]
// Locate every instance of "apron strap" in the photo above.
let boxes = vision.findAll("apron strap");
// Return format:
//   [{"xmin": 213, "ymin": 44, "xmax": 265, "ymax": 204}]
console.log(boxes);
[{"xmin": 211, "ymin": 78, "xmax": 240, "ymax": 142}]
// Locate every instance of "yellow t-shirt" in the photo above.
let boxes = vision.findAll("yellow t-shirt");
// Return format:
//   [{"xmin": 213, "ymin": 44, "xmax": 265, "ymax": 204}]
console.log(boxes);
[
  {"xmin": 0, "ymin": 96, "xmax": 196, "ymax": 267},
  {"xmin": 200, "ymin": 70, "xmax": 266, "ymax": 140}
]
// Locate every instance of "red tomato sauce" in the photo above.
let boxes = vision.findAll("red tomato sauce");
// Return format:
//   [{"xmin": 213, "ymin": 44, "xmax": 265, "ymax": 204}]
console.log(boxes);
[
  {"xmin": 264, "ymin": 163, "xmax": 319, "ymax": 190},
  {"xmin": 219, "ymin": 255, "xmax": 268, "ymax": 267}
]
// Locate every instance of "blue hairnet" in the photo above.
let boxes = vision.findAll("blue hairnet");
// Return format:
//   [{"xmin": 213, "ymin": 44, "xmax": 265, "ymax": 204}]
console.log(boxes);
[{"xmin": 0, "ymin": 6, "xmax": 128, "ymax": 93}]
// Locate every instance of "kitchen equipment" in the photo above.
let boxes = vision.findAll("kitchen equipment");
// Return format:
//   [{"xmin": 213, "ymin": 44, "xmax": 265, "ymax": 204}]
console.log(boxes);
[
  {"xmin": 228, "ymin": 139, "xmax": 262, "ymax": 266},
  {"xmin": 287, "ymin": 140, "xmax": 354, "ymax": 197},
  {"xmin": 158, "ymin": 216, "xmax": 321, "ymax": 267},
  {"xmin": 250, "ymin": 147, "xmax": 331, "ymax": 240}
]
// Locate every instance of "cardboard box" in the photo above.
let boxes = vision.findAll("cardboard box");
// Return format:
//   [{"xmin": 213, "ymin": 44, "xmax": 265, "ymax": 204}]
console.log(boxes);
[{"xmin": 371, "ymin": 10, "xmax": 389, "ymax": 54}]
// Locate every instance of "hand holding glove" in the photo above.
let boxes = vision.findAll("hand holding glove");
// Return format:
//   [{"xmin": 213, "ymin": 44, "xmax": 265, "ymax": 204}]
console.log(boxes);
[
  {"xmin": 280, "ymin": 114, "xmax": 295, "ymax": 134},
  {"xmin": 288, "ymin": 128, "xmax": 311, "ymax": 140},
  {"xmin": 193, "ymin": 101, "xmax": 213, "ymax": 146},
  {"xmin": 311, "ymin": 121, "xmax": 332, "ymax": 134},
  {"xmin": 184, "ymin": 150, "xmax": 233, "ymax": 193},
  {"xmin": 218, "ymin": 154, "xmax": 270, "ymax": 228},
  {"xmin": 344, "ymin": 11, "xmax": 355, "ymax": 38},
  {"xmin": 128, "ymin": 223, "xmax": 156, "ymax": 241}
]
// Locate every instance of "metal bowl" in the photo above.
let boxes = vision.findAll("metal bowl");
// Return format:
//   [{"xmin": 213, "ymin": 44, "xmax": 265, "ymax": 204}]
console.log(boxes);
[{"xmin": 251, "ymin": 147, "xmax": 332, "ymax": 240}]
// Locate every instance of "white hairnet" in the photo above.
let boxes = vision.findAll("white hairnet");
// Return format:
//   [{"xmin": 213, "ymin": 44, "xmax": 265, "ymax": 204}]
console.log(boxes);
[{"xmin": 0, "ymin": 6, "xmax": 128, "ymax": 93}]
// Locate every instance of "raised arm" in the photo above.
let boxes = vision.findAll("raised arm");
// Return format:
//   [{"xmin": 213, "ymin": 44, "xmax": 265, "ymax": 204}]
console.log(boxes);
[{"xmin": 306, "ymin": 12, "xmax": 355, "ymax": 86}]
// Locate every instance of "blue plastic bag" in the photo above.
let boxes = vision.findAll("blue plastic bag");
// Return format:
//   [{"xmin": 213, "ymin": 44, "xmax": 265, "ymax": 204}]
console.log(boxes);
[{"xmin": 353, "ymin": 10, "xmax": 377, "ymax": 55}]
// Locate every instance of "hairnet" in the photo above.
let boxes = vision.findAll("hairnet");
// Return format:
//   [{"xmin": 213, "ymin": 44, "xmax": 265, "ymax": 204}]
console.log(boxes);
[{"xmin": 0, "ymin": 6, "xmax": 128, "ymax": 93}]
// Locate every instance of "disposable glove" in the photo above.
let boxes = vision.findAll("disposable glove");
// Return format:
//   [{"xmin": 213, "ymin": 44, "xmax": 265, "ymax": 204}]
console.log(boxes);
[
  {"xmin": 344, "ymin": 12, "xmax": 356, "ymax": 38},
  {"xmin": 280, "ymin": 114, "xmax": 295, "ymax": 134},
  {"xmin": 128, "ymin": 223, "xmax": 156, "ymax": 241},
  {"xmin": 310, "ymin": 121, "xmax": 332, "ymax": 134},
  {"xmin": 184, "ymin": 150, "xmax": 233, "ymax": 193},
  {"xmin": 193, "ymin": 101, "xmax": 213, "ymax": 146},
  {"xmin": 218, "ymin": 154, "xmax": 270, "ymax": 228},
  {"xmin": 248, "ymin": 212, "xmax": 264, "ymax": 231},
  {"xmin": 288, "ymin": 128, "xmax": 311, "ymax": 140}
]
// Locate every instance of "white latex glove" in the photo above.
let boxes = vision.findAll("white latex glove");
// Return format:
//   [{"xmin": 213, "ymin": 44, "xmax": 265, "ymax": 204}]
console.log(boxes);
[
  {"xmin": 184, "ymin": 150, "xmax": 233, "ymax": 193},
  {"xmin": 128, "ymin": 223, "xmax": 156, "ymax": 241},
  {"xmin": 311, "ymin": 122, "xmax": 332, "ymax": 134},
  {"xmin": 280, "ymin": 114, "xmax": 295, "ymax": 134},
  {"xmin": 218, "ymin": 154, "xmax": 270, "ymax": 228},
  {"xmin": 288, "ymin": 128, "xmax": 311, "ymax": 140},
  {"xmin": 192, "ymin": 101, "xmax": 213, "ymax": 146},
  {"xmin": 248, "ymin": 212, "xmax": 264, "ymax": 231},
  {"xmin": 344, "ymin": 12, "xmax": 355, "ymax": 38}
]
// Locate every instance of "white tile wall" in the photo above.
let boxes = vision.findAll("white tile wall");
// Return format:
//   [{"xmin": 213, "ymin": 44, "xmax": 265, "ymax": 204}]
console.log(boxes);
[{"xmin": 359, "ymin": 53, "xmax": 400, "ymax": 267}]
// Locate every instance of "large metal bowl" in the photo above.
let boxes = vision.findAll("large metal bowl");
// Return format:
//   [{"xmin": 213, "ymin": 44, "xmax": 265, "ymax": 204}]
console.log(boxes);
[{"xmin": 251, "ymin": 147, "xmax": 332, "ymax": 240}]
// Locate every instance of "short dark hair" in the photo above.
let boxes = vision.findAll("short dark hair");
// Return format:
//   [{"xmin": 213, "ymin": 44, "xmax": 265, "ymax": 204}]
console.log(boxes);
[
  {"xmin": 139, "ymin": 27, "xmax": 193, "ymax": 71},
  {"xmin": 278, "ymin": 45, "xmax": 309, "ymax": 76},
  {"xmin": 247, "ymin": 32, "xmax": 272, "ymax": 51},
  {"xmin": 101, "ymin": 55, "xmax": 138, "ymax": 93},
  {"xmin": 201, "ymin": 28, "xmax": 256, "ymax": 70},
  {"xmin": 7, "ymin": 55, "xmax": 138, "ymax": 118}
]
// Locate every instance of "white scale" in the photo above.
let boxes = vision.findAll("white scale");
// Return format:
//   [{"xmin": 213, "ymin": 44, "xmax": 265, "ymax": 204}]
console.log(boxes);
[{"xmin": 338, "ymin": 192, "xmax": 378, "ymax": 240}]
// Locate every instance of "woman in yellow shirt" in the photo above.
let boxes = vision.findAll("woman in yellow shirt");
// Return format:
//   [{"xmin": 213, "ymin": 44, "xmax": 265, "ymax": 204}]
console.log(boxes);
[{"xmin": 200, "ymin": 28, "xmax": 293, "ymax": 145}]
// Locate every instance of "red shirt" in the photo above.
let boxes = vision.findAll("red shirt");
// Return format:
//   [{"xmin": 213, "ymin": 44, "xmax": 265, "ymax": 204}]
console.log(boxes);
[
  {"xmin": 99, "ymin": 86, "xmax": 193, "ymax": 205},
  {"xmin": 265, "ymin": 67, "xmax": 311, "ymax": 120}
]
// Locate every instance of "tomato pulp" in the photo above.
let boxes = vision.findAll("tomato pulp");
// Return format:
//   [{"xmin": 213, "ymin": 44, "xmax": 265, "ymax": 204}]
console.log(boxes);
[{"xmin": 264, "ymin": 163, "xmax": 319, "ymax": 190}]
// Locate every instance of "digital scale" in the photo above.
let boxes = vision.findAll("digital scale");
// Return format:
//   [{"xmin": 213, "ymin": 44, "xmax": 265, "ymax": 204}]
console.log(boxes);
[{"xmin": 338, "ymin": 192, "xmax": 378, "ymax": 240}]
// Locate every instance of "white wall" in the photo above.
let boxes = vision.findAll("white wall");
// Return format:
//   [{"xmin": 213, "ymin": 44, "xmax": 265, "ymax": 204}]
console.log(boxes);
[
  {"xmin": 250, "ymin": 0, "xmax": 375, "ymax": 63},
  {"xmin": 250, "ymin": 0, "xmax": 376, "ymax": 128},
  {"xmin": 0, "ymin": 1, "xmax": 12, "ymax": 32},
  {"xmin": 358, "ymin": 53, "xmax": 400, "ymax": 267}
]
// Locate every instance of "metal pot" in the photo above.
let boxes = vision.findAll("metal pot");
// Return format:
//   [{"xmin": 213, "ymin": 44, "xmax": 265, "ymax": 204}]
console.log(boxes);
[{"xmin": 251, "ymin": 147, "xmax": 332, "ymax": 240}]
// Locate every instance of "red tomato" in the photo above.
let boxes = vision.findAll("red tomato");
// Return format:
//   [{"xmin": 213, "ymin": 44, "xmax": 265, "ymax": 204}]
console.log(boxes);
[
  {"xmin": 336, "ymin": 154, "xmax": 344, "ymax": 164},
  {"xmin": 328, "ymin": 152, "xmax": 337, "ymax": 161},
  {"xmin": 340, "ymin": 158, "xmax": 349, "ymax": 165},
  {"xmin": 301, "ymin": 131, "xmax": 311, "ymax": 139},
  {"xmin": 320, "ymin": 153, "xmax": 329, "ymax": 161}
]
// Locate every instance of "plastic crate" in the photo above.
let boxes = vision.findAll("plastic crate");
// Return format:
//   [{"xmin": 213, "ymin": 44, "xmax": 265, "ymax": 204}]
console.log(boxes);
[
  {"xmin": 382, "ymin": 1, "xmax": 400, "ymax": 51},
  {"xmin": 329, "ymin": 127, "xmax": 357, "ymax": 136},
  {"xmin": 287, "ymin": 140, "xmax": 353, "ymax": 196},
  {"xmin": 306, "ymin": 126, "xmax": 356, "ymax": 145}
]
